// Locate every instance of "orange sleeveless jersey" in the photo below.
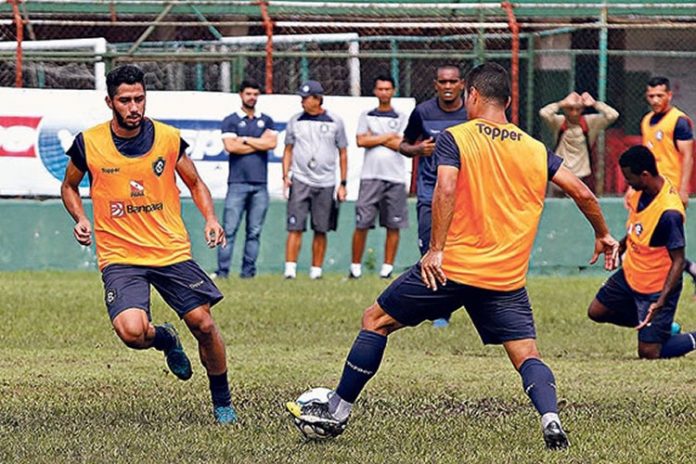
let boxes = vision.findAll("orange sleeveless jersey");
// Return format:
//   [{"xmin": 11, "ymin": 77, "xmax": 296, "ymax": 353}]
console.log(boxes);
[
  {"xmin": 641, "ymin": 107, "xmax": 690, "ymax": 190},
  {"xmin": 84, "ymin": 119, "xmax": 192, "ymax": 270},
  {"xmin": 623, "ymin": 178, "xmax": 684, "ymax": 294},
  {"xmin": 440, "ymin": 120, "xmax": 548, "ymax": 291}
]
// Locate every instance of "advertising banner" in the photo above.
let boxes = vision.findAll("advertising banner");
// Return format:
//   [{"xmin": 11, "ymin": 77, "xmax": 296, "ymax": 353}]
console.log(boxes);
[{"xmin": 0, "ymin": 87, "xmax": 415, "ymax": 200}]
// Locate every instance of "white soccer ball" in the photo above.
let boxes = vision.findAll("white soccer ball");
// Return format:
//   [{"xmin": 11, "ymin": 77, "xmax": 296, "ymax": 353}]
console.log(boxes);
[{"xmin": 292, "ymin": 387, "xmax": 334, "ymax": 440}]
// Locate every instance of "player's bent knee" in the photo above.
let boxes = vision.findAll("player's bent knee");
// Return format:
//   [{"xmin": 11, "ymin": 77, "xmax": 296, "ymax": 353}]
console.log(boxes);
[
  {"xmin": 114, "ymin": 323, "xmax": 147, "ymax": 348},
  {"xmin": 587, "ymin": 299, "xmax": 606, "ymax": 322},
  {"xmin": 193, "ymin": 317, "xmax": 217, "ymax": 338},
  {"xmin": 112, "ymin": 309, "xmax": 149, "ymax": 348},
  {"xmin": 184, "ymin": 308, "xmax": 217, "ymax": 338},
  {"xmin": 638, "ymin": 344, "xmax": 661, "ymax": 360},
  {"xmin": 361, "ymin": 303, "xmax": 400, "ymax": 335}
]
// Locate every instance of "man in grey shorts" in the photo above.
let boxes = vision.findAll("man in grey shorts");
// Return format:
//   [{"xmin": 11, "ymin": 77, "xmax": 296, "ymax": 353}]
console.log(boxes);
[
  {"xmin": 282, "ymin": 80, "xmax": 348, "ymax": 279},
  {"xmin": 350, "ymin": 75, "xmax": 409, "ymax": 279}
]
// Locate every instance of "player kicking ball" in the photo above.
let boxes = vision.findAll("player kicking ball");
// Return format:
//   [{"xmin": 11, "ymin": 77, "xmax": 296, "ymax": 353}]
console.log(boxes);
[
  {"xmin": 286, "ymin": 63, "xmax": 619, "ymax": 450},
  {"xmin": 588, "ymin": 145, "xmax": 696, "ymax": 359}
]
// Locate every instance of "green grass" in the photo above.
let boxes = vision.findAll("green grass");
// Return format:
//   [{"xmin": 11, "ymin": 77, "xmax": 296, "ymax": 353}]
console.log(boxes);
[{"xmin": 1, "ymin": 272, "xmax": 696, "ymax": 463}]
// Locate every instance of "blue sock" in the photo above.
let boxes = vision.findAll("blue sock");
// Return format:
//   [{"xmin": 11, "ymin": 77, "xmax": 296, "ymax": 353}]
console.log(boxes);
[
  {"xmin": 152, "ymin": 326, "xmax": 175, "ymax": 351},
  {"xmin": 335, "ymin": 330, "xmax": 387, "ymax": 403},
  {"xmin": 519, "ymin": 358, "xmax": 558, "ymax": 415},
  {"xmin": 660, "ymin": 332, "xmax": 696, "ymax": 358},
  {"xmin": 208, "ymin": 371, "xmax": 232, "ymax": 408}
]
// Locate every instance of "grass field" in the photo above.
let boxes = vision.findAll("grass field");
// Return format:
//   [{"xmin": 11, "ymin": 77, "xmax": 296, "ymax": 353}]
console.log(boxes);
[{"xmin": 1, "ymin": 271, "xmax": 696, "ymax": 464}]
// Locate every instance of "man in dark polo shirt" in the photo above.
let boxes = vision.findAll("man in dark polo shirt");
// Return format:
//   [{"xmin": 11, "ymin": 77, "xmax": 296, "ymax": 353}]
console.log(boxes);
[
  {"xmin": 400, "ymin": 65, "xmax": 468, "ymax": 327},
  {"xmin": 213, "ymin": 79, "xmax": 278, "ymax": 279}
]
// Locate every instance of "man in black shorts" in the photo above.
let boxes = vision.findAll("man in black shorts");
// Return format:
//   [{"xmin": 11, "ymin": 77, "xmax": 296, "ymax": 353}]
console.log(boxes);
[
  {"xmin": 287, "ymin": 63, "xmax": 619, "ymax": 449},
  {"xmin": 61, "ymin": 65, "xmax": 236, "ymax": 424}
]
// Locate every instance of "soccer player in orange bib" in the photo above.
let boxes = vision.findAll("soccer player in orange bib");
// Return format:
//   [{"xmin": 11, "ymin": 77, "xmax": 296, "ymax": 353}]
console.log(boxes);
[
  {"xmin": 287, "ymin": 63, "xmax": 619, "ymax": 450},
  {"xmin": 589, "ymin": 145, "xmax": 696, "ymax": 359},
  {"xmin": 61, "ymin": 65, "xmax": 236, "ymax": 424},
  {"xmin": 636, "ymin": 77, "xmax": 696, "ymax": 294}
]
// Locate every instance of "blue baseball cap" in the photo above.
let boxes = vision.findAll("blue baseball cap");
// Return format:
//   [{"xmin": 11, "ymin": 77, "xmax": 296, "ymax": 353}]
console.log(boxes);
[{"xmin": 298, "ymin": 80, "xmax": 324, "ymax": 97}]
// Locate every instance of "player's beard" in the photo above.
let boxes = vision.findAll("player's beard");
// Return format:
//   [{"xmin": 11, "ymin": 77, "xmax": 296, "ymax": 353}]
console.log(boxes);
[{"xmin": 114, "ymin": 110, "xmax": 142, "ymax": 131}]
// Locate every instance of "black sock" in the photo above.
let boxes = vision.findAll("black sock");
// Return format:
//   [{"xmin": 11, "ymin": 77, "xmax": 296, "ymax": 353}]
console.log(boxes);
[
  {"xmin": 660, "ymin": 332, "xmax": 696, "ymax": 358},
  {"xmin": 519, "ymin": 358, "xmax": 558, "ymax": 416},
  {"xmin": 335, "ymin": 330, "xmax": 387, "ymax": 403},
  {"xmin": 153, "ymin": 326, "xmax": 175, "ymax": 351},
  {"xmin": 208, "ymin": 371, "xmax": 232, "ymax": 408}
]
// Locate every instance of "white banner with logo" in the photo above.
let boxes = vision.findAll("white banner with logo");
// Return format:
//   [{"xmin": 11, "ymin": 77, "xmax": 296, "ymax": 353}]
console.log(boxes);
[{"xmin": 0, "ymin": 87, "xmax": 415, "ymax": 200}]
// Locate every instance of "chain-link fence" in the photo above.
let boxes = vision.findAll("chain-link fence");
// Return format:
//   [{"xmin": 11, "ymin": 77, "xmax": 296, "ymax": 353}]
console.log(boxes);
[{"xmin": 3, "ymin": 1, "xmax": 696, "ymax": 193}]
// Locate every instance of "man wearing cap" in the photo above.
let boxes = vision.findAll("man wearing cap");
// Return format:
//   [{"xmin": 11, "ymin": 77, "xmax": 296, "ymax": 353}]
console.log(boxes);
[{"xmin": 282, "ymin": 80, "xmax": 349, "ymax": 279}]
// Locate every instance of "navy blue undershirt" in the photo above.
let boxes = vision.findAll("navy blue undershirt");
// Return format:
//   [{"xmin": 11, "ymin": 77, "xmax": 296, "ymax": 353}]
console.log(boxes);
[
  {"xmin": 66, "ymin": 118, "xmax": 189, "ymax": 173},
  {"xmin": 649, "ymin": 112, "xmax": 693, "ymax": 149},
  {"xmin": 635, "ymin": 189, "xmax": 685, "ymax": 249},
  {"xmin": 435, "ymin": 130, "xmax": 563, "ymax": 181}
]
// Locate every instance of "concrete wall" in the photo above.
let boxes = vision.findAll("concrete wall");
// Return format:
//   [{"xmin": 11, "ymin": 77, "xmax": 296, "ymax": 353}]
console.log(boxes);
[{"xmin": 5, "ymin": 197, "xmax": 689, "ymax": 276}]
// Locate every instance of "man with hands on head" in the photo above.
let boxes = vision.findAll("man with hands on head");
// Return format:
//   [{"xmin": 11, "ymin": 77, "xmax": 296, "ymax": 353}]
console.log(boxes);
[{"xmin": 539, "ymin": 90, "xmax": 618, "ymax": 196}]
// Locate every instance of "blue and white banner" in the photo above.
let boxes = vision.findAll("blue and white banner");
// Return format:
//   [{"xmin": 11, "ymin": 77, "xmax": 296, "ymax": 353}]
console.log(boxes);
[{"xmin": 0, "ymin": 87, "xmax": 415, "ymax": 200}]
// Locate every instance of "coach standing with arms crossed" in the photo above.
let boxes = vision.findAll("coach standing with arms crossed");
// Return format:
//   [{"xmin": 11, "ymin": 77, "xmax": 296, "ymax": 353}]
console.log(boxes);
[
  {"xmin": 282, "ymin": 80, "xmax": 348, "ymax": 280},
  {"xmin": 213, "ymin": 79, "xmax": 277, "ymax": 279}
]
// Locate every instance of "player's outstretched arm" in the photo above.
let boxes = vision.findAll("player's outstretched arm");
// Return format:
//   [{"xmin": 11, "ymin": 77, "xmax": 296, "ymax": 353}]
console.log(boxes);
[
  {"xmin": 636, "ymin": 247, "xmax": 685, "ymax": 330},
  {"xmin": 61, "ymin": 160, "xmax": 92, "ymax": 246},
  {"xmin": 175, "ymin": 155, "xmax": 225, "ymax": 248},
  {"xmin": 551, "ymin": 165, "xmax": 619, "ymax": 270}
]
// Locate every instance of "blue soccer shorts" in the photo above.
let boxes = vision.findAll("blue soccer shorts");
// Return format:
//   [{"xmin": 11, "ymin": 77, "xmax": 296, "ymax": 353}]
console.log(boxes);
[
  {"xmin": 101, "ymin": 259, "xmax": 223, "ymax": 321},
  {"xmin": 595, "ymin": 267, "xmax": 681, "ymax": 344},
  {"xmin": 377, "ymin": 263, "xmax": 537, "ymax": 344}
]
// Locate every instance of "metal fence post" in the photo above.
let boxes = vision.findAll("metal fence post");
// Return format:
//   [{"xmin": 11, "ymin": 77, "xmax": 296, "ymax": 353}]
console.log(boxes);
[
  {"xmin": 390, "ymin": 39, "xmax": 400, "ymax": 97},
  {"xmin": 597, "ymin": 6, "xmax": 609, "ymax": 195}
]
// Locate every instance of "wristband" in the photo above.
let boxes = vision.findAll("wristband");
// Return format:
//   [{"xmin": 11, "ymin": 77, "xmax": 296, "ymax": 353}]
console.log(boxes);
[{"xmin": 340, "ymin": 180, "xmax": 347, "ymax": 187}]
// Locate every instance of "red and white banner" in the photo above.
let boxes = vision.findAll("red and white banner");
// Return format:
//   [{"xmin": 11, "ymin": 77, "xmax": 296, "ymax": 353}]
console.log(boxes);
[{"xmin": 0, "ymin": 87, "xmax": 414, "ymax": 200}]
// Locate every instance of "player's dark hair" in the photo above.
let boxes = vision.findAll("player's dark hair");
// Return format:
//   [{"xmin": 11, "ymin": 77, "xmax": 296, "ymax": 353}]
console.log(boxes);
[
  {"xmin": 106, "ymin": 65, "xmax": 145, "ymax": 99},
  {"xmin": 374, "ymin": 74, "xmax": 395, "ymax": 87},
  {"xmin": 436, "ymin": 64, "xmax": 461, "ymax": 78},
  {"xmin": 619, "ymin": 145, "xmax": 659, "ymax": 176},
  {"xmin": 647, "ymin": 76, "xmax": 671, "ymax": 91},
  {"xmin": 465, "ymin": 62, "xmax": 510, "ymax": 106},
  {"xmin": 239, "ymin": 79, "xmax": 261, "ymax": 92}
]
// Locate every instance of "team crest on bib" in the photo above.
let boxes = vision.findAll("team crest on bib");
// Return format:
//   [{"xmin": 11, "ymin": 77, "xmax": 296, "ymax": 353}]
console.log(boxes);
[
  {"xmin": 634, "ymin": 223, "xmax": 644, "ymax": 237},
  {"xmin": 257, "ymin": 119, "xmax": 265, "ymax": 128},
  {"xmin": 320, "ymin": 123, "xmax": 330, "ymax": 133},
  {"xmin": 656, "ymin": 130, "xmax": 664, "ymax": 141},
  {"xmin": 152, "ymin": 157, "xmax": 166, "ymax": 177},
  {"xmin": 388, "ymin": 118, "xmax": 399, "ymax": 129}
]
